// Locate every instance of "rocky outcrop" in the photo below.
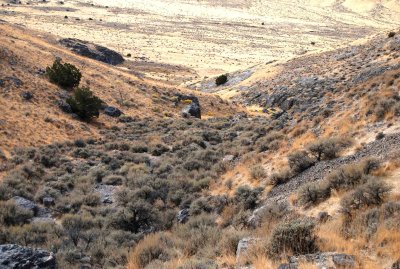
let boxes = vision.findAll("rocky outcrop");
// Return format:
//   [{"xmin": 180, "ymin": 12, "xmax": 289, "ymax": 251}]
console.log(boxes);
[
  {"xmin": 0, "ymin": 244, "xmax": 56, "ymax": 269},
  {"xmin": 59, "ymin": 38, "xmax": 124, "ymax": 65}
]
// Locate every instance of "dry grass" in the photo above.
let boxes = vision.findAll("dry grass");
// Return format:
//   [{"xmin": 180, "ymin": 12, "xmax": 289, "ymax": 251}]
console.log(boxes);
[
  {"xmin": 251, "ymin": 255, "xmax": 279, "ymax": 269},
  {"xmin": 217, "ymin": 254, "xmax": 236, "ymax": 268},
  {"xmin": 317, "ymin": 218, "xmax": 365, "ymax": 255},
  {"xmin": 374, "ymin": 227, "xmax": 400, "ymax": 261},
  {"xmin": 317, "ymin": 216, "xmax": 400, "ymax": 268}
]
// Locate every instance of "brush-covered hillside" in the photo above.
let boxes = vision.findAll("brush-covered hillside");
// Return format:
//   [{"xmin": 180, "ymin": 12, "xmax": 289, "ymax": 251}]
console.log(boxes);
[{"xmin": 0, "ymin": 16, "xmax": 400, "ymax": 269}]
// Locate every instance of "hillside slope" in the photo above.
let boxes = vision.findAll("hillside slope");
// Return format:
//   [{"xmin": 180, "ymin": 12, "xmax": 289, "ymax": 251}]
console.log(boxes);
[
  {"xmin": 1, "ymin": 19, "xmax": 400, "ymax": 269},
  {"xmin": 0, "ymin": 22, "xmax": 239, "ymax": 154}
]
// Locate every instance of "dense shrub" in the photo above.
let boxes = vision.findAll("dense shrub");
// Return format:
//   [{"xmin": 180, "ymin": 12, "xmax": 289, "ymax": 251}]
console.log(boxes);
[
  {"xmin": 61, "ymin": 214, "xmax": 94, "ymax": 247},
  {"xmin": 268, "ymin": 218, "xmax": 317, "ymax": 257},
  {"xmin": 341, "ymin": 180, "xmax": 391, "ymax": 212},
  {"xmin": 328, "ymin": 159, "xmax": 379, "ymax": 191},
  {"xmin": 234, "ymin": 185, "xmax": 263, "ymax": 210},
  {"xmin": 110, "ymin": 200, "xmax": 160, "ymax": 233},
  {"xmin": 215, "ymin": 74, "xmax": 228, "ymax": 86},
  {"xmin": 67, "ymin": 87, "xmax": 103, "ymax": 121},
  {"xmin": 288, "ymin": 150, "xmax": 315, "ymax": 174},
  {"xmin": 46, "ymin": 59, "xmax": 82, "ymax": 88}
]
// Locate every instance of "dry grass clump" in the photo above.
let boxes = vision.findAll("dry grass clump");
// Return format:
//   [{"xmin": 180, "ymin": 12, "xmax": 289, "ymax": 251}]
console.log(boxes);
[{"xmin": 128, "ymin": 233, "xmax": 174, "ymax": 269}]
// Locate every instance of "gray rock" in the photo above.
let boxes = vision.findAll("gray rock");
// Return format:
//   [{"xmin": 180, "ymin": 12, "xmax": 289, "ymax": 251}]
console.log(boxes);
[
  {"xmin": 95, "ymin": 184, "xmax": 116, "ymax": 204},
  {"xmin": 182, "ymin": 102, "xmax": 201, "ymax": 119},
  {"xmin": 317, "ymin": 211, "xmax": 330, "ymax": 223},
  {"xmin": 175, "ymin": 94, "xmax": 200, "ymax": 106},
  {"xmin": 104, "ymin": 106, "xmax": 122, "ymax": 117},
  {"xmin": 0, "ymin": 244, "xmax": 56, "ymax": 269},
  {"xmin": 21, "ymin": 91, "xmax": 33, "ymax": 101},
  {"xmin": 12, "ymin": 196, "xmax": 38, "ymax": 214},
  {"xmin": 222, "ymin": 155, "xmax": 235, "ymax": 163},
  {"xmin": 278, "ymin": 264, "xmax": 297, "ymax": 269},
  {"xmin": 236, "ymin": 237, "xmax": 259, "ymax": 264},
  {"xmin": 58, "ymin": 100, "xmax": 72, "ymax": 113},
  {"xmin": 6, "ymin": 76, "xmax": 23, "ymax": 87},
  {"xmin": 80, "ymin": 256, "xmax": 91, "ymax": 264},
  {"xmin": 177, "ymin": 208, "xmax": 189, "ymax": 223},
  {"xmin": 59, "ymin": 38, "xmax": 124, "ymax": 65},
  {"xmin": 43, "ymin": 197, "xmax": 55, "ymax": 207},
  {"xmin": 332, "ymin": 253, "xmax": 355, "ymax": 267},
  {"xmin": 176, "ymin": 94, "xmax": 201, "ymax": 119},
  {"xmin": 288, "ymin": 252, "xmax": 355, "ymax": 269},
  {"xmin": 37, "ymin": 68, "xmax": 46, "ymax": 75}
]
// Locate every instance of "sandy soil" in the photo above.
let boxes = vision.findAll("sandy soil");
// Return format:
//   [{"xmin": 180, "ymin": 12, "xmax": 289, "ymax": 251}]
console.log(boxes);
[{"xmin": 1, "ymin": 0, "xmax": 400, "ymax": 84}]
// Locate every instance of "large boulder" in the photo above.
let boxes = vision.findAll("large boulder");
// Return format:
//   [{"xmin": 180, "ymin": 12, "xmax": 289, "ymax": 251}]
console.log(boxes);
[
  {"xmin": 0, "ymin": 244, "xmax": 56, "ymax": 269},
  {"xmin": 59, "ymin": 38, "xmax": 124, "ymax": 65},
  {"xmin": 182, "ymin": 102, "xmax": 201, "ymax": 119},
  {"xmin": 177, "ymin": 94, "xmax": 202, "ymax": 119}
]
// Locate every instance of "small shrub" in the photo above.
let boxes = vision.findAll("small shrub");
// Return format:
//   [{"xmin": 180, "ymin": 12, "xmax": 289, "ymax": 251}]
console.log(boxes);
[
  {"xmin": 46, "ymin": 59, "xmax": 82, "ymax": 88},
  {"xmin": 388, "ymin": 31, "xmax": 396, "ymax": 38},
  {"xmin": 215, "ymin": 74, "xmax": 228, "ymax": 86},
  {"xmin": 373, "ymin": 99, "xmax": 396, "ymax": 120},
  {"xmin": 67, "ymin": 87, "xmax": 103, "ymax": 121},
  {"xmin": 297, "ymin": 181, "xmax": 331, "ymax": 206},
  {"xmin": 269, "ymin": 169, "xmax": 291, "ymax": 185},
  {"xmin": 376, "ymin": 132, "xmax": 385, "ymax": 140},
  {"xmin": 268, "ymin": 218, "xmax": 317, "ymax": 257},
  {"xmin": 249, "ymin": 165, "xmax": 267, "ymax": 180},
  {"xmin": 288, "ymin": 151, "xmax": 314, "ymax": 174}
]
